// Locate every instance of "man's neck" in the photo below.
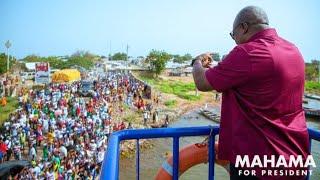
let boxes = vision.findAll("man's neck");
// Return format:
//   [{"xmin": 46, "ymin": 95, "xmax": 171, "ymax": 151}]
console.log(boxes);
[{"xmin": 246, "ymin": 26, "xmax": 270, "ymax": 42}]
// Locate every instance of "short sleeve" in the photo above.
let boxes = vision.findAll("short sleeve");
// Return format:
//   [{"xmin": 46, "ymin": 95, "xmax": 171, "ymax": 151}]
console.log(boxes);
[{"xmin": 205, "ymin": 46, "xmax": 251, "ymax": 92}]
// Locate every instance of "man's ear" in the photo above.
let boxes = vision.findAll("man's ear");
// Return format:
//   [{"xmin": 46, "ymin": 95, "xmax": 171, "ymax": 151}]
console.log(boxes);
[{"xmin": 242, "ymin": 23, "xmax": 249, "ymax": 34}]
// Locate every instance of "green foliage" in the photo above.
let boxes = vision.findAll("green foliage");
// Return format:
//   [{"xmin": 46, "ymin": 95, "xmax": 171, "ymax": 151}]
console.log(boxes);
[
  {"xmin": 164, "ymin": 100, "xmax": 177, "ymax": 107},
  {"xmin": 172, "ymin": 53, "xmax": 193, "ymax": 64},
  {"xmin": 0, "ymin": 53, "xmax": 16, "ymax": 74},
  {"xmin": 212, "ymin": 53, "xmax": 221, "ymax": 61},
  {"xmin": 67, "ymin": 55, "xmax": 94, "ymax": 70},
  {"xmin": 147, "ymin": 50, "xmax": 171, "ymax": 76},
  {"xmin": 23, "ymin": 51, "xmax": 96, "ymax": 70},
  {"xmin": 305, "ymin": 81, "xmax": 320, "ymax": 94},
  {"xmin": 24, "ymin": 55, "xmax": 65, "ymax": 69},
  {"xmin": 305, "ymin": 60, "xmax": 320, "ymax": 94},
  {"xmin": 111, "ymin": 52, "xmax": 127, "ymax": 61},
  {"xmin": 139, "ymin": 76, "xmax": 200, "ymax": 101},
  {"xmin": 0, "ymin": 53, "xmax": 8, "ymax": 74},
  {"xmin": 0, "ymin": 97, "xmax": 18, "ymax": 126},
  {"xmin": 71, "ymin": 50, "xmax": 96, "ymax": 59},
  {"xmin": 305, "ymin": 60, "xmax": 319, "ymax": 81}
]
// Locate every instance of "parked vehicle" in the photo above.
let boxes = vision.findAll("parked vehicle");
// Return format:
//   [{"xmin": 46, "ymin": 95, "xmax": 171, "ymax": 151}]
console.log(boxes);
[
  {"xmin": 78, "ymin": 81, "xmax": 94, "ymax": 97},
  {"xmin": 20, "ymin": 72, "xmax": 35, "ymax": 80}
]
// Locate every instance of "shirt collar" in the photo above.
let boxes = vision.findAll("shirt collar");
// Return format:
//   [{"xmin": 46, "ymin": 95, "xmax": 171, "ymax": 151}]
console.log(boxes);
[{"xmin": 247, "ymin": 28, "xmax": 278, "ymax": 42}]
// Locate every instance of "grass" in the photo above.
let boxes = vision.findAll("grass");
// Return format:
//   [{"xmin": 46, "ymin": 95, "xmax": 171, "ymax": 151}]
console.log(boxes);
[
  {"xmin": 0, "ymin": 97, "xmax": 18, "ymax": 126},
  {"xmin": 123, "ymin": 113, "xmax": 140, "ymax": 123},
  {"xmin": 164, "ymin": 99, "xmax": 177, "ymax": 108},
  {"xmin": 138, "ymin": 75, "xmax": 201, "ymax": 101},
  {"xmin": 305, "ymin": 81, "xmax": 320, "ymax": 94}
]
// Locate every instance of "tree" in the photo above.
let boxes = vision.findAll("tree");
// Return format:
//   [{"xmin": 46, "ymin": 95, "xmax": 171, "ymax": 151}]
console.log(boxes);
[
  {"xmin": 71, "ymin": 50, "xmax": 95, "ymax": 59},
  {"xmin": 183, "ymin": 53, "xmax": 193, "ymax": 62},
  {"xmin": 212, "ymin": 53, "xmax": 221, "ymax": 61},
  {"xmin": 23, "ymin": 55, "xmax": 65, "ymax": 69},
  {"xmin": 23, "ymin": 51, "xmax": 97, "ymax": 70},
  {"xmin": 67, "ymin": 55, "xmax": 94, "ymax": 70},
  {"xmin": 0, "ymin": 53, "xmax": 8, "ymax": 74},
  {"xmin": 0, "ymin": 53, "xmax": 16, "ymax": 74},
  {"xmin": 172, "ymin": 53, "xmax": 192, "ymax": 64},
  {"xmin": 147, "ymin": 50, "xmax": 171, "ymax": 77},
  {"xmin": 23, "ymin": 54, "xmax": 41, "ymax": 62},
  {"xmin": 111, "ymin": 52, "xmax": 127, "ymax": 61},
  {"xmin": 305, "ymin": 60, "xmax": 319, "ymax": 81}
]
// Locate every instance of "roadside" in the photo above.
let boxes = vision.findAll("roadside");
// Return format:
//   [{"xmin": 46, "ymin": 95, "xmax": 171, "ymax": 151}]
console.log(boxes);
[
  {"xmin": 0, "ymin": 97, "xmax": 18, "ymax": 126},
  {"xmin": 306, "ymin": 81, "xmax": 320, "ymax": 95},
  {"xmin": 119, "ymin": 71, "xmax": 221, "ymax": 158}
]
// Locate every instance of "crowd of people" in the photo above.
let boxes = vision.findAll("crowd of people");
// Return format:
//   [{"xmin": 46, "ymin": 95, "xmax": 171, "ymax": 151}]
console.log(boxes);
[{"xmin": 0, "ymin": 71, "xmax": 154, "ymax": 179}]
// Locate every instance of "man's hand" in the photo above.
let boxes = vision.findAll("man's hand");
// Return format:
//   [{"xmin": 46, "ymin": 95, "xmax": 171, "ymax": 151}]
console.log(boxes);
[
  {"xmin": 192, "ymin": 52, "xmax": 213, "ymax": 68},
  {"xmin": 192, "ymin": 52, "xmax": 214, "ymax": 92}
]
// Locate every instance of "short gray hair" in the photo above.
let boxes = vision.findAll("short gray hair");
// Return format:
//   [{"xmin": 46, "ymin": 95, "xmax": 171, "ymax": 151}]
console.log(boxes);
[{"xmin": 234, "ymin": 6, "xmax": 269, "ymax": 27}]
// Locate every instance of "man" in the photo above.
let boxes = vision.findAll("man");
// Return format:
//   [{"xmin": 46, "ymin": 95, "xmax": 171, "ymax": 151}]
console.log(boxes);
[
  {"xmin": 192, "ymin": 6, "xmax": 309, "ymax": 180},
  {"xmin": 29, "ymin": 143, "xmax": 37, "ymax": 161},
  {"xmin": 143, "ymin": 110, "xmax": 148, "ymax": 126},
  {"xmin": 5, "ymin": 136, "xmax": 15, "ymax": 161},
  {"xmin": 0, "ymin": 138, "xmax": 8, "ymax": 162}
]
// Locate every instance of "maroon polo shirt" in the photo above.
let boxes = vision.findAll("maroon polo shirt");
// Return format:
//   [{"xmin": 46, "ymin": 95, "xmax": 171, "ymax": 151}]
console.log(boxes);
[{"xmin": 205, "ymin": 29, "xmax": 309, "ymax": 165}]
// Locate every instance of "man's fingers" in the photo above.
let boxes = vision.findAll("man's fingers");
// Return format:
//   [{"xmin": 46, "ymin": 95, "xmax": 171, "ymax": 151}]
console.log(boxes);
[
  {"xmin": 194, "ymin": 52, "xmax": 214, "ymax": 65},
  {"xmin": 203, "ymin": 53, "xmax": 213, "ymax": 60}
]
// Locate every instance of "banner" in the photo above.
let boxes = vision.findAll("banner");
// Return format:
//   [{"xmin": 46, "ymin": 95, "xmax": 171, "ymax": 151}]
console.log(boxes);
[{"xmin": 35, "ymin": 62, "xmax": 50, "ymax": 84}]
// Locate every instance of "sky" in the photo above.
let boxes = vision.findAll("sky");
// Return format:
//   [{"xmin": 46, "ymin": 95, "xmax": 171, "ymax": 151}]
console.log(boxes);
[{"xmin": 1, "ymin": 0, "xmax": 319, "ymax": 61}]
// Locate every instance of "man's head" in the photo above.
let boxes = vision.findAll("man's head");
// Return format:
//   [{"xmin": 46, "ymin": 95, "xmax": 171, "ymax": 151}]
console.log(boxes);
[{"xmin": 231, "ymin": 6, "xmax": 269, "ymax": 44}]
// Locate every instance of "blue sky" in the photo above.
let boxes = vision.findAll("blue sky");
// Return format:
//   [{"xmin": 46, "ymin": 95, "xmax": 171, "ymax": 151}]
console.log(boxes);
[{"xmin": 1, "ymin": 0, "xmax": 319, "ymax": 61}]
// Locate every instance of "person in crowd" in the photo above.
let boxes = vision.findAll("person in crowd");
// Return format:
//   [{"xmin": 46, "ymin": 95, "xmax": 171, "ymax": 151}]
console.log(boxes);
[
  {"xmin": 0, "ymin": 138, "xmax": 7, "ymax": 163},
  {"xmin": 0, "ymin": 71, "xmax": 153, "ymax": 179},
  {"xmin": 143, "ymin": 110, "xmax": 148, "ymax": 126}
]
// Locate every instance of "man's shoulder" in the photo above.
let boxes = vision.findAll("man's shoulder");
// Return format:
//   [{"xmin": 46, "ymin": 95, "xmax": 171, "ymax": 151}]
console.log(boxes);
[
  {"xmin": 238, "ymin": 40, "xmax": 270, "ymax": 55},
  {"xmin": 235, "ymin": 39, "xmax": 278, "ymax": 67},
  {"xmin": 223, "ymin": 45, "xmax": 250, "ymax": 64},
  {"xmin": 276, "ymin": 35, "xmax": 297, "ymax": 47},
  {"xmin": 245, "ymin": 33, "xmax": 297, "ymax": 52}
]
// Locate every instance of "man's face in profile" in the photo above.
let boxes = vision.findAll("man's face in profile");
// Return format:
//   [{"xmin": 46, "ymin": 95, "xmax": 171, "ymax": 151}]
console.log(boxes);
[{"xmin": 231, "ymin": 23, "xmax": 247, "ymax": 45}]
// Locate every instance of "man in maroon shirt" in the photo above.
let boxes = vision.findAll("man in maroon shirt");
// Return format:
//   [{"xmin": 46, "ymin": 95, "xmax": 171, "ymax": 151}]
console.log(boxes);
[{"xmin": 192, "ymin": 6, "xmax": 309, "ymax": 180}]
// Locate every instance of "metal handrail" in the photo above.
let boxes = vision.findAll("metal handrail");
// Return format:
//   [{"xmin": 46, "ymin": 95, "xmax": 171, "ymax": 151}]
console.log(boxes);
[{"xmin": 101, "ymin": 126, "xmax": 320, "ymax": 180}]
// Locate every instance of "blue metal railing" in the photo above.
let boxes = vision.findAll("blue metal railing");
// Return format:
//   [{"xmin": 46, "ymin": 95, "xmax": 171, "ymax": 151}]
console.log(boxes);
[{"xmin": 101, "ymin": 126, "xmax": 320, "ymax": 180}]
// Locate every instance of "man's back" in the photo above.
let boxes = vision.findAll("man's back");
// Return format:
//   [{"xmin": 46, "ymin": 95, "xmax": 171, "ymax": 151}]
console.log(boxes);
[
  {"xmin": 239, "ymin": 30, "xmax": 305, "ymax": 118},
  {"xmin": 205, "ymin": 29, "xmax": 309, "ymax": 165}
]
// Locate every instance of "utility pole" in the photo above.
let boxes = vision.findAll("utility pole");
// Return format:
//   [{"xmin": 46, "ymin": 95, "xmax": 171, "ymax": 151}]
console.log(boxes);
[
  {"xmin": 126, "ymin": 44, "xmax": 129, "ymax": 72},
  {"xmin": 318, "ymin": 60, "xmax": 320, "ymax": 83},
  {"xmin": 108, "ymin": 41, "xmax": 112, "ymax": 61},
  {"xmin": 126, "ymin": 44, "xmax": 129, "ymax": 61},
  {"xmin": 5, "ymin": 40, "xmax": 11, "ymax": 73}
]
